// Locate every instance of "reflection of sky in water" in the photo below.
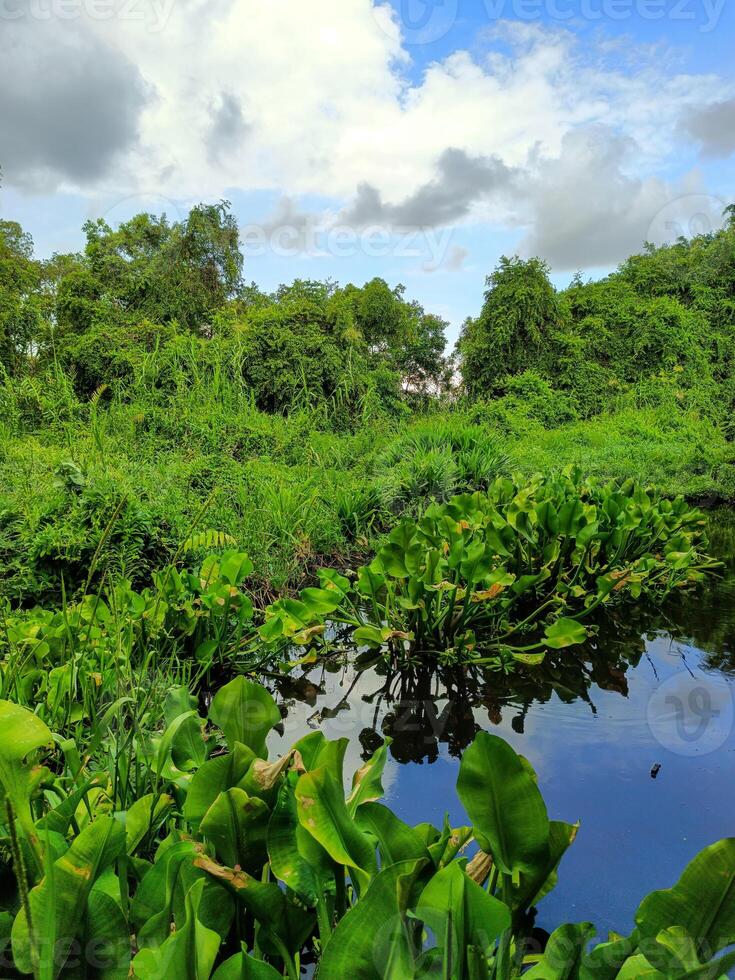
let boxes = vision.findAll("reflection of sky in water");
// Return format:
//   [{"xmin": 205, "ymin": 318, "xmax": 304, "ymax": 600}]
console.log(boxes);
[{"xmin": 265, "ymin": 527, "xmax": 735, "ymax": 942}]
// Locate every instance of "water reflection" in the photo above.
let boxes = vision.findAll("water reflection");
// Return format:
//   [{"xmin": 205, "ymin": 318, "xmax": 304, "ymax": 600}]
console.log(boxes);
[{"xmin": 264, "ymin": 512, "xmax": 735, "ymax": 937}]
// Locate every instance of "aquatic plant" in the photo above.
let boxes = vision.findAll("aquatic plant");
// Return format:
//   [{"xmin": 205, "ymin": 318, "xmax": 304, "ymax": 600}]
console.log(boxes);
[
  {"xmin": 275, "ymin": 468, "xmax": 717, "ymax": 667},
  {"xmin": 1, "ymin": 679, "xmax": 734, "ymax": 978}
]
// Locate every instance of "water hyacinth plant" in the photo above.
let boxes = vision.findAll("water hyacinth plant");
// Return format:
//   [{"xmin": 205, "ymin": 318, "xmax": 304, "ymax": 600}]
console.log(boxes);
[{"xmin": 259, "ymin": 467, "xmax": 717, "ymax": 668}]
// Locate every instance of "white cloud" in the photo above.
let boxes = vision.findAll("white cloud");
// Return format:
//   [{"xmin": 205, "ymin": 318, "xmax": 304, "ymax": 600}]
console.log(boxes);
[{"xmin": 3, "ymin": 2, "xmax": 733, "ymax": 268}]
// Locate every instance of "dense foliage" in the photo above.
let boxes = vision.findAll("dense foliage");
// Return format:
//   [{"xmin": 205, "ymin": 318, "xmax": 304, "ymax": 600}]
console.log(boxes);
[
  {"xmin": 2, "ymin": 203, "xmax": 735, "ymax": 978},
  {"xmin": 2, "ymin": 679, "xmax": 735, "ymax": 979},
  {"xmin": 2, "ymin": 203, "xmax": 735, "ymax": 605}
]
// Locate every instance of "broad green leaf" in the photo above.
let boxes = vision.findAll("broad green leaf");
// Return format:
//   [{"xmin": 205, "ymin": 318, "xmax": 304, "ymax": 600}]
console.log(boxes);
[
  {"xmin": 346, "ymin": 740, "xmax": 390, "ymax": 816},
  {"xmin": 125, "ymin": 793, "xmax": 174, "ymax": 855},
  {"xmin": 85, "ymin": 888, "xmax": 131, "ymax": 979},
  {"xmin": 614, "ymin": 954, "xmax": 667, "ymax": 979},
  {"xmin": 635, "ymin": 838, "xmax": 735, "ymax": 959},
  {"xmin": 132, "ymin": 840, "xmax": 233, "ymax": 949},
  {"xmin": 209, "ymin": 678, "xmax": 280, "ymax": 757},
  {"xmin": 416, "ymin": 860, "xmax": 511, "ymax": 977},
  {"xmin": 680, "ymin": 949, "xmax": 735, "ymax": 978},
  {"xmin": 456, "ymin": 732, "xmax": 550, "ymax": 877},
  {"xmin": 212, "ymin": 949, "xmax": 282, "ymax": 979},
  {"xmin": 183, "ymin": 742, "xmax": 257, "ymax": 831},
  {"xmin": 355, "ymin": 803, "xmax": 431, "ymax": 867},
  {"xmin": 132, "ymin": 878, "xmax": 221, "ymax": 980},
  {"xmin": 318, "ymin": 858, "xmax": 427, "ymax": 979},
  {"xmin": 511, "ymin": 820, "xmax": 579, "ymax": 912},
  {"xmin": 645, "ymin": 926, "xmax": 701, "ymax": 975},
  {"xmin": 580, "ymin": 931, "xmax": 639, "ymax": 980},
  {"xmin": 268, "ymin": 772, "xmax": 332, "ymax": 907},
  {"xmin": 544, "ymin": 617, "xmax": 587, "ymax": 650},
  {"xmin": 194, "ymin": 856, "xmax": 315, "ymax": 958},
  {"xmin": 164, "ymin": 687, "xmax": 207, "ymax": 772},
  {"xmin": 0, "ymin": 700, "xmax": 53, "ymax": 760},
  {"xmin": 524, "ymin": 922, "xmax": 596, "ymax": 978},
  {"xmin": 296, "ymin": 767, "xmax": 377, "ymax": 893},
  {"xmin": 199, "ymin": 788, "xmax": 269, "ymax": 872},
  {"xmin": 291, "ymin": 731, "xmax": 348, "ymax": 782},
  {"xmin": 0, "ymin": 700, "xmax": 52, "ymax": 871},
  {"xmin": 12, "ymin": 816, "xmax": 126, "ymax": 979}
]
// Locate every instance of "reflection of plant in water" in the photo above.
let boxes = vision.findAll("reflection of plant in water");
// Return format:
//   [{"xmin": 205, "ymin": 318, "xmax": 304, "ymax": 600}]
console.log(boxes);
[{"xmin": 277, "ymin": 612, "xmax": 651, "ymax": 765}]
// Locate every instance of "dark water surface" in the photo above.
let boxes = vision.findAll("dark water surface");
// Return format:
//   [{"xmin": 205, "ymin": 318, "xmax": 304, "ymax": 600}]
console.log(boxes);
[{"xmin": 265, "ymin": 514, "xmax": 735, "ymax": 942}]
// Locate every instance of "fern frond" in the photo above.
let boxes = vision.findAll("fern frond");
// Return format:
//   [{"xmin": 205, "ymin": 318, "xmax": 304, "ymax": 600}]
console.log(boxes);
[{"xmin": 182, "ymin": 529, "xmax": 237, "ymax": 553}]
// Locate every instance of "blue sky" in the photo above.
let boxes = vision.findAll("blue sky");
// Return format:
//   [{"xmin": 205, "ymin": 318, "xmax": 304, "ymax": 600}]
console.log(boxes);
[{"xmin": 2, "ymin": 0, "xmax": 734, "ymax": 346}]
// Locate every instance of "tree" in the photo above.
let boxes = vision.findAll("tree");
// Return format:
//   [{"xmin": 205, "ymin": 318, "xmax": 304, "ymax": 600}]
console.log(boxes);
[
  {"xmin": 58, "ymin": 201, "xmax": 243, "ymax": 336},
  {"xmin": 459, "ymin": 256, "xmax": 562, "ymax": 396},
  {"xmin": 0, "ymin": 220, "xmax": 44, "ymax": 371}
]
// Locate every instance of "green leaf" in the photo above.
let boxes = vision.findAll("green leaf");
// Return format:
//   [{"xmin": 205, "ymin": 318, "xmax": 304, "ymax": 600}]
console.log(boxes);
[
  {"xmin": 346, "ymin": 740, "xmax": 391, "ymax": 816},
  {"xmin": 268, "ymin": 771, "xmax": 332, "ymax": 908},
  {"xmin": 614, "ymin": 954, "xmax": 667, "ymax": 979},
  {"xmin": 199, "ymin": 788, "xmax": 269, "ymax": 872},
  {"xmin": 416, "ymin": 861, "xmax": 511, "ymax": 976},
  {"xmin": 635, "ymin": 838, "xmax": 735, "ymax": 960},
  {"xmin": 318, "ymin": 859, "xmax": 427, "ymax": 979},
  {"xmin": 125, "ymin": 793, "xmax": 174, "ymax": 855},
  {"xmin": 0, "ymin": 700, "xmax": 52, "ymax": 872},
  {"xmin": 355, "ymin": 803, "xmax": 431, "ymax": 867},
  {"xmin": 209, "ymin": 678, "xmax": 280, "ymax": 757},
  {"xmin": 544, "ymin": 617, "xmax": 587, "ymax": 650},
  {"xmin": 164, "ymin": 687, "xmax": 207, "ymax": 771},
  {"xmin": 212, "ymin": 949, "xmax": 282, "ymax": 979},
  {"xmin": 12, "ymin": 816, "xmax": 126, "ymax": 979},
  {"xmin": 523, "ymin": 922, "xmax": 596, "ymax": 978},
  {"xmin": 581, "ymin": 931, "xmax": 639, "ymax": 979},
  {"xmin": 184, "ymin": 742, "xmax": 257, "ymax": 832},
  {"xmin": 132, "ymin": 878, "xmax": 221, "ymax": 980},
  {"xmin": 219, "ymin": 552, "xmax": 254, "ymax": 586},
  {"xmin": 85, "ymin": 888, "xmax": 131, "ymax": 979},
  {"xmin": 296, "ymin": 767, "xmax": 377, "ymax": 893},
  {"xmin": 194, "ymin": 856, "xmax": 314, "ymax": 958},
  {"xmin": 644, "ymin": 926, "xmax": 702, "ymax": 975},
  {"xmin": 132, "ymin": 840, "xmax": 233, "ymax": 949},
  {"xmin": 291, "ymin": 731, "xmax": 347, "ymax": 782},
  {"xmin": 510, "ymin": 820, "xmax": 578, "ymax": 912},
  {"xmin": 456, "ymin": 732, "xmax": 550, "ymax": 877}
]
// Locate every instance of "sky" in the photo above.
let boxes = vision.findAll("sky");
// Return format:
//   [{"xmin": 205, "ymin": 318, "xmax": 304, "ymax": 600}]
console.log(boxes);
[{"xmin": 1, "ymin": 0, "xmax": 734, "ymax": 344}]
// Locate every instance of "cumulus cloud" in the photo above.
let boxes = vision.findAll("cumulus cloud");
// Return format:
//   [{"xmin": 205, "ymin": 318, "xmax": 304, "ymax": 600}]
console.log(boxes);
[
  {"xmin": 0, "ymin": 17, "xmax": 149, "ymax": 191},
  {"xmin": 517, "ymin": 127, "xmax": 675, "ymax": 270},
  {"xmin": 0, "ymin": 1, "xmax": 730, "ymax": 272},
  {"xmin": 342, "ymin": 149, "xmax": 517, "ymax": 228},
  {"xmin": 679, "ymin": 99, "xmax": 735, "ymax": 159},
  {"xmin": 339, "ymin": 127, "xmax": 687, "ymax": 269}
]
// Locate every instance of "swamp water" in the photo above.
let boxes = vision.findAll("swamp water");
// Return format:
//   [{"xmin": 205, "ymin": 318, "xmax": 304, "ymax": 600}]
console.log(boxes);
[{"xmin": 264, "ymin": 513, "xmax": 735, "ymax": 942}]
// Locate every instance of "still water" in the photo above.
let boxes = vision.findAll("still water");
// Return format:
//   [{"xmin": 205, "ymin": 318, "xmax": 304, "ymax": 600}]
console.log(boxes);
[{"xmin": 265, "ymin": 514, "xmax": 735, "ymax": 942}]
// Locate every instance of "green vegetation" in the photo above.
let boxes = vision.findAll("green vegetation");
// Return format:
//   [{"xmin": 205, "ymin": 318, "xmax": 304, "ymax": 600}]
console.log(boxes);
[
  {"xmin": 2, "ymin": 202, "xmax": 735, "ymax": 976},
  {"xmin": 2, "ymin": 679, "xmax": 735, "ymax": 979}
]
